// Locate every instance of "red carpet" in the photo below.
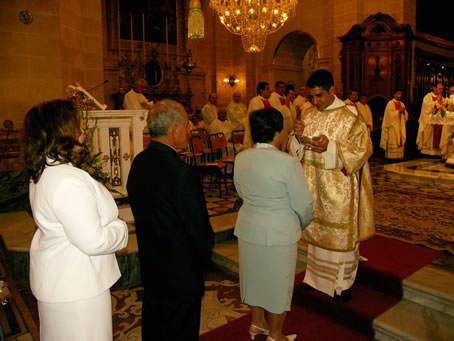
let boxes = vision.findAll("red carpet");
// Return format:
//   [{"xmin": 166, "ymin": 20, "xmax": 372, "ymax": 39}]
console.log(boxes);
[{"xmin": 200, "ymin": 236, "xmax": 441, "ymax": 340}]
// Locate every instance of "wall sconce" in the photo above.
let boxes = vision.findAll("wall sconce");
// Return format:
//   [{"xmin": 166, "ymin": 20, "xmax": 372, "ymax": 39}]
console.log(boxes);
[{"xmin": 223, "ymin": 75, "xmax": 239, "ymax": 87}]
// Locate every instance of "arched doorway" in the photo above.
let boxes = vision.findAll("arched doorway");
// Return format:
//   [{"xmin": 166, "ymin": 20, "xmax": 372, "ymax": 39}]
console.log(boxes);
[{"xmin": 264, "ymin": 32, "xmax": 318, "ymax": 89}]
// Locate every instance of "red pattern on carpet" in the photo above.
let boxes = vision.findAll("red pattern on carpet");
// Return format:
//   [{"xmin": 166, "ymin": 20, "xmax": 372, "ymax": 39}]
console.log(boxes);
[{"xmin": 200, "ymin": 236, "xmax": 442, "ymax": 340}]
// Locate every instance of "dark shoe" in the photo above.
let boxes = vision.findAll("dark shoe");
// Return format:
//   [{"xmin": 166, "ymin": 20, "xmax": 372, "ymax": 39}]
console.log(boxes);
[
  {"xmin": 299, "ymin": 282, "xmax": 313, "ymax": 291},
  {"xmin": 335, "ymin": 288, "xmax": 352, "ymax": 302}
]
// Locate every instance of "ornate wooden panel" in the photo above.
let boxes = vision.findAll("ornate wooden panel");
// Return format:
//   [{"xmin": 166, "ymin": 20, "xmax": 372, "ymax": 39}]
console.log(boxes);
[{"xmin": 338, "ymin": 13, "xmax": 414, "ymax": 117}]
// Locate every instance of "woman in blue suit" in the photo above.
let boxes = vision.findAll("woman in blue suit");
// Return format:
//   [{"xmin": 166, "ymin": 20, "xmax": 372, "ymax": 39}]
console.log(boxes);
[{"xmin": 234, "ymin": 107, "xmax": 313, "ymax": 341}]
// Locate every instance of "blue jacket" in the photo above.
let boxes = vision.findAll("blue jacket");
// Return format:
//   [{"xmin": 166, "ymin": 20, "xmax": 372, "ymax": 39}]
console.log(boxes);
[{"xmin": 234, "ymin": 143, "xmax": 314, "ymax": 246}]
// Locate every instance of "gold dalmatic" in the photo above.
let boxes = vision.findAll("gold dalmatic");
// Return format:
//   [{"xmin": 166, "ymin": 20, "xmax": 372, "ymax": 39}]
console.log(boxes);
[{"xmin": 301, "ymin": 106, "xmax": 375, "ymax": 251}]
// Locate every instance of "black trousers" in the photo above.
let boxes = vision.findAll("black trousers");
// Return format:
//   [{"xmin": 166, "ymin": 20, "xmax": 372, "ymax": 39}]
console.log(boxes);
[{"xmin": 141, "ymin": 291, "xmax": 202, "ymax": 341}]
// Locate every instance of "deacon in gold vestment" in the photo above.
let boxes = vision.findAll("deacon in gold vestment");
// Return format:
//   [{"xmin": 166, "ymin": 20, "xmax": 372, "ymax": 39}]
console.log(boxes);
[{"xmin": 289, "ymin": 69, "xmax": 375, "ymax": 301}]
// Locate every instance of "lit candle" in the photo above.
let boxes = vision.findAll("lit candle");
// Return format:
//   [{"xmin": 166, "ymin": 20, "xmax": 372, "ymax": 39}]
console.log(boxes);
[
  {"xmin": 130, "ymin": 12, "xmax": 133, "ymax": 61},
  {"xmin": 117, "ymin": 7, "xmax": 121, "ymax": 57},
  {"xmin": 176, "ymin": 1, "xmax": 180, "ymax": 58},
  {"xmin": 142, "ymin": 12, "xmax": 145, "ymax": 64},
  {"xmin": 166, "ymin": 16, "xmax": 169, "ymax": 66}
]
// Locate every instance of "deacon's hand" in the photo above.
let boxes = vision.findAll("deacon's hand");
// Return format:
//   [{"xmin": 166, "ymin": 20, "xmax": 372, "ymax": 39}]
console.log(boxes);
[
  {"xmin": 296, "ymin": 107, "xmax": 302, "ymax": 120},
  {"xmin": 306, "ymin": 134, "xmax": 329, "ymax": 153},
  {"xmin": 294, "ymin": 119, "xmax": 305, "ymax": 136}
]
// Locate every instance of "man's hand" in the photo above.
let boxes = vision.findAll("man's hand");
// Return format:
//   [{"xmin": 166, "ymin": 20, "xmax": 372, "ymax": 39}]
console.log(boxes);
[
  {"xmin": 294, "ymin": 119, "xmax": 305, "ymax": 136},
  {"xmin": 305, "ymin": 134, "xmax": 329, "ymax": 153}
]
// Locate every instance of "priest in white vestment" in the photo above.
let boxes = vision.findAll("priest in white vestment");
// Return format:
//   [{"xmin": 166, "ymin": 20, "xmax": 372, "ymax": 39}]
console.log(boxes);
[
  {"xmin": 344, "ymin": 89, "xmax": 359, "ymax": 108},
  {"xmin": 201, "ymin": 93, "xmax": 218, "ymax": 127},
  {"xmin": 357, "ymin": 94, "xmax": 374, "ymax": 133},
  {"xmin": 269, "ymin": 81, "xmax": 293, "ymax": 151},
  {"xmin": 289, "ymin": 70, "xmax": 375, "ymax": 302},
  {"xmin": 285, "ymin": 85, "xmax": 298, "ymax": 131},
  {"xmin": 416, "ymin": 83, "xmax": 445, "ymax": 155},
  {"xmin": 294, "ymin": 85, "xmax": 308, "ymax": 111},
  {"xmin": 380, "ymin": 90, "xmax": 408, "ymax": 159},
  {"xmin": 440, "ymin": 86, "xmax": 454, "ymax": 157},
  {"xmin": 123, "ymin": 78, "xmax": 151, "ymax": 110},
  {"xmin": 208, "ymin": 107, "xmax": 234, "ymax": 156},
  {"xmin": 226, "ymin": 91, "xmax": 247, "ymax": 130},
  {"xmin": 244, "ymin": 82, "xmax": 272, "ymax": 149}
]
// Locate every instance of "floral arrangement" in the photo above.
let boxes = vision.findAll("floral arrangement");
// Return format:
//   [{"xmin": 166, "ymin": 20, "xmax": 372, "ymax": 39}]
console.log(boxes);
[
  {"xmin": 67, "ymin": 87, "xmax": 113, "ymax": 192},
  {"xmin": 432, "ymin": 99, "xmax": 454, "ymax": 118}
]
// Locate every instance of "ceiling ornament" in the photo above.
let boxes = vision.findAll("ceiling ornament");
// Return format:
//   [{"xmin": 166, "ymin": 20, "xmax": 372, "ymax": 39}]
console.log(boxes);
[
  {"xmin": 188, "ymin": 0, "xmax": 205, "ymax": 39},
  {"xmin": 209, "ymin": 0, "xmax": 298, "ymax": 53}
]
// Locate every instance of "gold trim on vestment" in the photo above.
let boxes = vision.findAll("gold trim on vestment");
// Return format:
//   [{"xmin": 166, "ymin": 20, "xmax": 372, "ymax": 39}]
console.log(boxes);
[{"xmin": 301, "ymin": 104, "xmax": 375, "ymax": 251}]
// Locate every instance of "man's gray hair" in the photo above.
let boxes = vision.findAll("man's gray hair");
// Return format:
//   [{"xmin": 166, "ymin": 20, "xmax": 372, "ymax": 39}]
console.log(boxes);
[
  {"xmin": 148, "ymin": 99, "xmax": 185, "ymax": 138},
  {"xmin": 135, "ymin": 78, "xmax": 147, "ymax": 87}
]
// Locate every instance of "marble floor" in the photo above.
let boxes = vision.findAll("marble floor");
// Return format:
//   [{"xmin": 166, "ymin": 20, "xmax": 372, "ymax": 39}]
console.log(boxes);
[
  {"xmin": 384, "ymin": 158, "xmax": 454, "ymax": 186},
  {"xmin": 1, "ymin": 157, "xmax": 454, "ymax": 340}
]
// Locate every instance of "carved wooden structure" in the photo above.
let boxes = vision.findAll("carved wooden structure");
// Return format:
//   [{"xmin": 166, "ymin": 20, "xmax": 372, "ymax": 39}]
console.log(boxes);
[{"xmin": 338, "ymin": 13, "xmax": 414, "ymax": 120}]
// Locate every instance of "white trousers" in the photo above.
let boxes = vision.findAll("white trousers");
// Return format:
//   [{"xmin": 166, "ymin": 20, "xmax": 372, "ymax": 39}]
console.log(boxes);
[{"xmin": 38, "ymin": 290, "xmax": 113, "ymax": 341}]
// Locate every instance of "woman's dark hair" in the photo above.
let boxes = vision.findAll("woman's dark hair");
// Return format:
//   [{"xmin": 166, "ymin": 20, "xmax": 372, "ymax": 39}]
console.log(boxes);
[
  {"xmin": 23, "ymin": 99, "xmax": 82, "ymax": 183},
  {"xmin": 249, "ymin": 107, "xmax": 283, "ymax": 144}
]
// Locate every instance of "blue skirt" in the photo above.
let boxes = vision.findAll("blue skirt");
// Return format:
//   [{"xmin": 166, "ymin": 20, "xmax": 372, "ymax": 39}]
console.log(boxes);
[{"xmin": 238, "ymin": 239, "xmax": 297, "ymax": 314}]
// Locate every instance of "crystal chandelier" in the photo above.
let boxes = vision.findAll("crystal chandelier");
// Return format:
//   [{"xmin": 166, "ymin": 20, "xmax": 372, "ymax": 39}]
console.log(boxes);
[{"xmin": 209, "ymin": 0, "xmax": 298, "ymax": 53}]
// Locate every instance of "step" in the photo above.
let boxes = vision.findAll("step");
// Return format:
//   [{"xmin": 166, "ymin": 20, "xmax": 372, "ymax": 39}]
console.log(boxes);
[
  {"xmin": 402, "ymin": 265, "xmax": 454, "ymax": 318},
  {"xmin": 374, "ymin": 299, "xmax": 454, "ymax": 341},
  {"xmin": 211, "ymin": 239, "xmax": 454, "ymax": 340},
  {"xmin": 211, "ymin": 239, "xmax": 307, "ymax": 277}
]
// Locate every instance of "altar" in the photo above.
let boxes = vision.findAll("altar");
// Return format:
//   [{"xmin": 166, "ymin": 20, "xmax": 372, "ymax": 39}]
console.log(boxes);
[
  {"xmin": 429, "ymin": 101, "xmax": 454, "ymax": 166},
  {"xmin": 87, "ymin": 109, "xmax": 148, "ymax": 197}
]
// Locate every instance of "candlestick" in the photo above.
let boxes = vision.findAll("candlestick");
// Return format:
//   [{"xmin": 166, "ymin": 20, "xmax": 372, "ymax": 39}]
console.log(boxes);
[
  {"xmin": 142, "ymin": 12, "xmax": 145, "ymax": 65},
  {"xmin": 166, "ymin": 16, "xmax": 169, "ymax": 66},
  {"xmin": 117, "ymin": 6, "xmax": 121, "ymax": 57},
  {"xmin": 176, "ymin": 0, "xmax": 180, "ymax": 58},
  {"xmin": 130, "ymin": 12, "xmax": 133, "ymax": 61}
]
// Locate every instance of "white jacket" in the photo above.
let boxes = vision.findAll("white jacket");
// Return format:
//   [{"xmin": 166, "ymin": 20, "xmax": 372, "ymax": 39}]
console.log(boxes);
[{"xmin": 29, "ymin": 161, "xmax": 128, "ymax": 303}]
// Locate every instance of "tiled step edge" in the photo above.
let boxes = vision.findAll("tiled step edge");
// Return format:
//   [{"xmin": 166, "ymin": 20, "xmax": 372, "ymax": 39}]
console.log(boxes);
[
  {"xmin": 212, "ymin": 240, "xmax": 307, "ymax": 277},
  {"xmin": 298, "ymin": 240, "xmax": 454, "ymax": 320},
  {"xmin": 374, "ymin": 299, "xmax": 454, "ymax": 341},
  {"xmin": 402, "ymin": 265, "xmax": 454, "ymax": 318},
  {"xmin": 211, "ymin": 240, "xmax": 239, "ymax": 275}
]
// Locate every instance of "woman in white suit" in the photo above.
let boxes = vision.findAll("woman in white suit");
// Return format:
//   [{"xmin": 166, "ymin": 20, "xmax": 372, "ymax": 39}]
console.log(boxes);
[
  {"xmin": 23, "ymin": 100, "xmax": 129, "ymax": 341},
  {"xmin": 234, "ymin": 107, "xmax": 314, "ymax": 341}
]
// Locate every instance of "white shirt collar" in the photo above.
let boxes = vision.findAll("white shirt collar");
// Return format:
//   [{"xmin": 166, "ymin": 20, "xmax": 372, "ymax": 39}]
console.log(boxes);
[
  {"xmin": 325, "ymin": 95, "xmax": 346, "ymax": 111},
  {"xmin": 253, "ymin": 142, "xmax": 278, "ymax": 150}
]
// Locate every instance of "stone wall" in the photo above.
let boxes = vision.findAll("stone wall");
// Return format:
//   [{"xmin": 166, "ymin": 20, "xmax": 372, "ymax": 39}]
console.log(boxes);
[
  {"xmin": 0, "ymin": 0, "xmax": 104, "ymax": 128},
  {"xmin": 189, "ymin": 0, "xmax": 418, "ymax": 109}
]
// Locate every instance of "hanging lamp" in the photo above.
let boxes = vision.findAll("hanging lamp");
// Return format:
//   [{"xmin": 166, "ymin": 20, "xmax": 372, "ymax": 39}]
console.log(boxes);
[{"xmin": 188, "ymin": 0, "xmax": 204, "ymax": 39}]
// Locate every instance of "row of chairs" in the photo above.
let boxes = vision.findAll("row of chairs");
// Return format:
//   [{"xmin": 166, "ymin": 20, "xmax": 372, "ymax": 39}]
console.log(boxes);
[{"xmin": 181, "ymin": 128, "xmax": 244, "ymax": 197}]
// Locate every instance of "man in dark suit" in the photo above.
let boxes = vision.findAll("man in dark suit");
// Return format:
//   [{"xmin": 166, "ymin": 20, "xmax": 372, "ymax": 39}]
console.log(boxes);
[{"xmin": 127, "ymin": 99, "xmax": 214, "ymax": 340}]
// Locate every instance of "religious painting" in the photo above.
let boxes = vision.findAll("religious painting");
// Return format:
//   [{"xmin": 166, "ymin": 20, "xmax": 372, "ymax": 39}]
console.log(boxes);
[{"xmin": 119, "ymin": 0, "xmax": 176, "ymax": 44}]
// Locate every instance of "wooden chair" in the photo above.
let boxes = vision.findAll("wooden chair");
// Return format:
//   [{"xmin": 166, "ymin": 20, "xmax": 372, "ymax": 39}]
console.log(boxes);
[
  {"xmin": 0, "ymin": 120, "xmax": 20, "ymax": 160},
  {"xmin": 209, "ymin": 132, "xmax": 235, "ymax": 163},
  {"xmin": 209, "ymin": 133, "xmax": 235, "ymax": 189},
  {"xmin": 232, "ymin": 129, "xmax": 245, "ymax": 155},
  {"xmin": 190, "ymin": 136, "xmax": 227, "ymax": 197},
  {"xmin": 190, "ymin": 128, "xmax": 213, "ymax": 159}
]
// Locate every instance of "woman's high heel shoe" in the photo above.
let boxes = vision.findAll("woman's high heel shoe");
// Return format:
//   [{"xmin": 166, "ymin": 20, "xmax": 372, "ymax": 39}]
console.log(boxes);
[
  {"xmin": 249, "ymin": 323, "xmax": 269, "ymax": 340},
  {"xmin": 266, "ymin": 334, "xmax": 297, "ymax": 341}
]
